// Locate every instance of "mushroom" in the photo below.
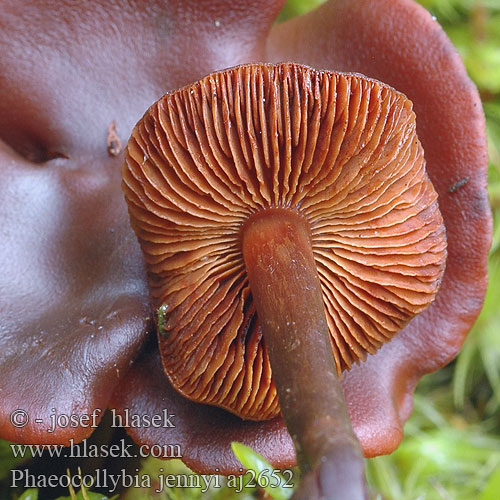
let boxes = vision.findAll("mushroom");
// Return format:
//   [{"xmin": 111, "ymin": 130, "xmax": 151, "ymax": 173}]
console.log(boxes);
[
  {"xmin": 0, "ymin": 0, "xmax": 490, "ymax": 494},
  {"xmin": 122, "ymin": 62, "xmax": 447, "ymax": 498}
]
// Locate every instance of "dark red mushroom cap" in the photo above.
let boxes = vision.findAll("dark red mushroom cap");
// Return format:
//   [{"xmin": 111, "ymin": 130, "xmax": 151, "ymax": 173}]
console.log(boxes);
[{"xmin": 0, "ymin": 0, "xmax": 490, "ymax": 477}]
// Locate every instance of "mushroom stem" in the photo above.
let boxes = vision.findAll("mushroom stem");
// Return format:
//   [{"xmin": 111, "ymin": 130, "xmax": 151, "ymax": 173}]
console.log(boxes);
[{"xmin": 242, "ymin": 208, "xmax": 367, "ymax": 500}]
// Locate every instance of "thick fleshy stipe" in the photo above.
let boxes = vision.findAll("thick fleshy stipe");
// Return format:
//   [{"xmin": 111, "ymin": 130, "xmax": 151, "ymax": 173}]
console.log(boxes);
[{"xmin": 123, "ymin": 63, "xmax": 446, "ymax": 421}]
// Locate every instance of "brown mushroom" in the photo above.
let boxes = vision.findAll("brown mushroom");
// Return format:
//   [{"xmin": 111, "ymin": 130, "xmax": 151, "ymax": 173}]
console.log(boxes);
[
  {"xmin": 0, "ymin": 3, "xmax": 490, "ymax": 497},
  {"xmin": 122, "ymin": 62, "xmax": 446, "ymax": 499}
]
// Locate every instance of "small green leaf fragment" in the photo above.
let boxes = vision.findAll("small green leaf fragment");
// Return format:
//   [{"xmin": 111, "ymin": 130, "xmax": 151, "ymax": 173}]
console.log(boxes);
[
  {"xmin": 231, "ymin": 442, "xmax": 293, "ymax": 500},
  {"xmin": 18, "ymin": 490, "xmax": 39, "ymax": 500}
]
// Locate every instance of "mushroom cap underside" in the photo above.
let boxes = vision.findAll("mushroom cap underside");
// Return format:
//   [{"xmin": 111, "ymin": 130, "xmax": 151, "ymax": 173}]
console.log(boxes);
[{"xmin": 123, "ymin": 62, "xmax": 447, "ymax": 421}]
